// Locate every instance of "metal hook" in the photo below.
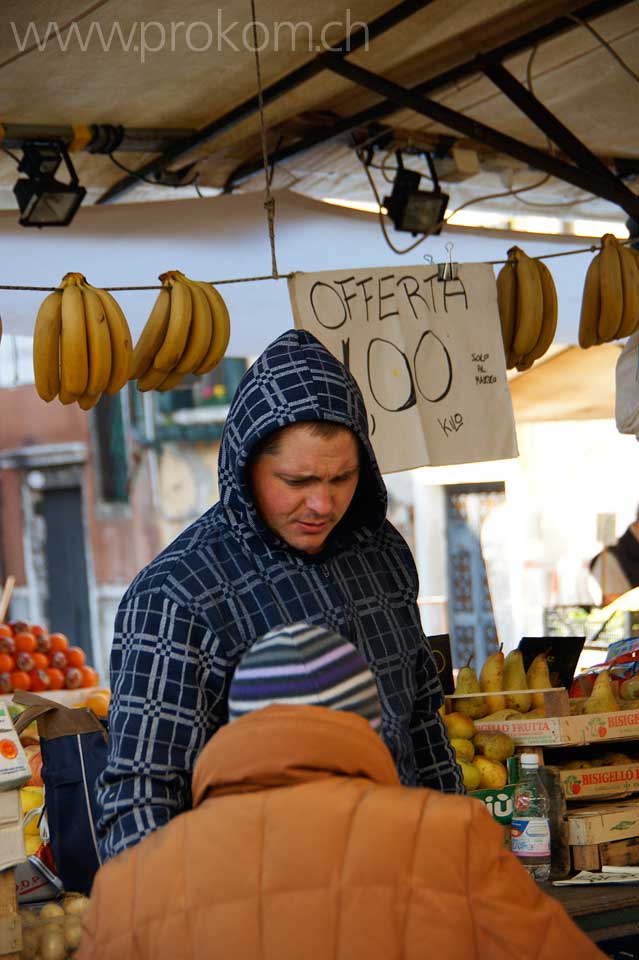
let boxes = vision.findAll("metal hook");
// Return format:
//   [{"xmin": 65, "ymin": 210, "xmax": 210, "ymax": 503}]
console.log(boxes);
[{"xmin": 422, "ymin": 253, "xmax": 434, "ymax": 265}]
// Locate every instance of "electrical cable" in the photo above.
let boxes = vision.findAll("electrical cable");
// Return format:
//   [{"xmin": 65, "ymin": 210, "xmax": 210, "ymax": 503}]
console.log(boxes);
[
  {"xmin": 356, "ymin": 146, "xmax": 442, "ymax": 255},
  {"xmin": 570, "ymin": 13, "xmax": 639, "ymax": 85},
  {"xmin": 444, "ymin": 175, "xmax": 551, "ymax": 222},
  {"xmin": 107, "ymin": 153, "xmax": 200, "ymax": 190},
  {"xmin": 0, "ymin": 0, "xmax": 114, "ymax": 73},
  {"xmin": 1, "ymin": 145, "xmax": 22, "ymax": 165}
]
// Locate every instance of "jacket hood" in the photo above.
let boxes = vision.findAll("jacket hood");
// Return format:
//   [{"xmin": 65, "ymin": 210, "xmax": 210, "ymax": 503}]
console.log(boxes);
[
  {"xmin": 192, "ymin": 704, "xmax": 399, "ymax": 803},
  {"xmin": 217, "ymin": 329, "xmax": 387, "ymax": 543}
]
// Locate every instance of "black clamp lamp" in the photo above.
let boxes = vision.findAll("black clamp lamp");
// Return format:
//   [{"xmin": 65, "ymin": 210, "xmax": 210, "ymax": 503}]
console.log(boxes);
[
  {"xmin": 383, "ymin": 151, "xmax": 448, "ymax": 235},
  {"xmin": 13, "ymin": 142, "xmax": 86, "ymax": 227}
]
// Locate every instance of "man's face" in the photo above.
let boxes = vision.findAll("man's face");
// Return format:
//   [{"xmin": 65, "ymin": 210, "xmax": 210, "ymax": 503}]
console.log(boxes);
[{"xmin": 250, "ymin": 425, "xmax": 360, "ymax": 554}]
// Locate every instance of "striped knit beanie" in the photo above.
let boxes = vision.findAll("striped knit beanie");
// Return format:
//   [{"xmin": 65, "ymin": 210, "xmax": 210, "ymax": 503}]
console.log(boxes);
[{"xmin": 229, "ymin": 622, "xmax": 382, "ymax": 730}]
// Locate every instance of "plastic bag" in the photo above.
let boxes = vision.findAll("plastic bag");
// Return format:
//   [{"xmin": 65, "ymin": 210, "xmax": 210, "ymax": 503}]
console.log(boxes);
[
  {"xmin": 13, "ymin": 691, "xmax": 107, "ymax": 895},
  {"xmin": 616, "ymin": 329, "xmax": 639, "ymax": 436}
]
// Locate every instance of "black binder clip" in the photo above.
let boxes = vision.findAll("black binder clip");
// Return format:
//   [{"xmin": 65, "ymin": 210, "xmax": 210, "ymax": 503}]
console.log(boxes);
[{"xmin": 437, "ymin": 241, "xmax": 458, "ymax": 281}]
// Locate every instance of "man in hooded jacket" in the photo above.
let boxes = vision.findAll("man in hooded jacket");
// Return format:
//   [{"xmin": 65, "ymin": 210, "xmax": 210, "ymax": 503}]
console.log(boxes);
[
  {"xmin": 80, "ymin": 623, "xmax": 605, "ymax": 960},
  {"xmin": 97, "ymin": 329, "xmax": 463, "ymax": 861}
]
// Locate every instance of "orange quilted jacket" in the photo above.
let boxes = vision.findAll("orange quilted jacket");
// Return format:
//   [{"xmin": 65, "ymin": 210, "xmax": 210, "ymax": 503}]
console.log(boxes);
[{"xmin": 79, "ymin": 705, "xmax": 605, "ymax": 960}]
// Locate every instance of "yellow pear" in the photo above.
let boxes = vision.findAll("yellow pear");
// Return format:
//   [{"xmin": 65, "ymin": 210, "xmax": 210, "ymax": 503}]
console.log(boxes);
[
  {"xmin": 599, "ymin": 751, "xmax": 632, "ymax": 766},
  {"xmin": 482, "ymin": 708, "xmax": 523, "ymax": 721},
  {"xmin": 473, "ymin": 731, "xmax": 515, "ymax": 763},
  {"xmin": 443, "ymin": 712, "xmax": 475, "ymax": 741},
  {"xmin": 451, "ymin": 738, "xmax": 475, "ymax": 762},
  {"xmin": 474, "ymin": 756, "xmax": 508, "ymax": 790},
  {"xmin": 479, "ymin": 649, "xmax": 506, "ymax": 713},
  {"xmin": 503, "ymin": 650, "xmax": 532, "ymax": 713},
  {"xmin": 584, "ymin": 669, "xmax": 619, "ymax": 715},
  {"xmin": 526, "ymin": 652, "xmax": 552, "ymax": 709},
  {"xmin": 453, "ymin": 660, "xmax": 488, "ymax": 719},
  {"xmin": 458, "ymin": 760, "xmax": 481, "ymax": 791},
  {"xmin": 526, "ymin": 707, "xmax": 546, "ymax": 719}
]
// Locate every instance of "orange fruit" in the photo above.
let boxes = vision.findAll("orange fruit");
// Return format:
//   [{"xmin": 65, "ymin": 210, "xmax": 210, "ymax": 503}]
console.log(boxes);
[
  {"xmin": 0, "ymin": 653, "xmax": 15, "ymax": 673},
  {"xmin": 14, "ymin": 632, "xmax": 36, "ymax": 654},
  {"xmin": 10, "ymin": 671, "xmax": 31, "ymax": 691},
  {"xmin": 49, "ymin": 650, "xmax": 68, "ymax": 670},
  {"xmin": 0, "ymin": 624, "xmax": 13, "ymax": 638},
  {"xmin": 85, "ymin": 692, "xmax": 110, "ymax": 718},
  {"xmin": 45, "ymin": 667, "xmax": 65, "ymax": 691},
  {"xmin": 65, "ymin": 667, "xmax": 83, "ymax": 689},
  {"xmin": 29, "ymin": 669, "xmax": 51, "ymax": 692},
  {"xmin": 66, "ymin": 647, "xmax": 86, "ymax": 669},
  {"xmin": 49, "ymin": 633, "xmax": 69, "ymax": 652},
  {"xmin": 32, "ymin": 652, "xmax": 48, "ymax": 670},
  {"xmin": 80, "ymin": 666, "xmax": 98, "ymax": 688}
]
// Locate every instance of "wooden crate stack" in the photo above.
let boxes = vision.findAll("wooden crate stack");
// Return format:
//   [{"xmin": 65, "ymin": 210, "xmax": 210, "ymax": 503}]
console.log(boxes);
[{"xmin": 473, "ymin": 689, "xmax": 639, "ymax": 874}]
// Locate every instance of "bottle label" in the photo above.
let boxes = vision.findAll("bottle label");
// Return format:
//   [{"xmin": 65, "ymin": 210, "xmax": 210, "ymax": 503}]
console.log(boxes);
[{"xmin": 511, "ymin": 817, "xmax": 551, "ymax": 858}]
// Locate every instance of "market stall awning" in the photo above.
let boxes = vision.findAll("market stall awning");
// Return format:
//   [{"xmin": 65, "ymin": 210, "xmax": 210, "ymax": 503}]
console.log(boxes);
[{"xmin": 509, "ymin": 343, "xmax": 622, "ymax": 420}]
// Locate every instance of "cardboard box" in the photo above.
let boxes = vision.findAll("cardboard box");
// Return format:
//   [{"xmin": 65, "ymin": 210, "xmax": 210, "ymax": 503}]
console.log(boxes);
[
  {"xmin": 567, "ymin": 801, "xmax": 639, "ymax": 846},
  {"xmin": 475, "ymin": 709, "xmax": 639, "ymax": 748},
  {"xmin": 475, "ymin": 715, "xmax": 582, "ymax": 746},
  {"xmin": 468, "ymin": 784, "xmax": 517, "ymax": 825},
  {"xmin": 0, "ymin": 789, "xmax": 26, "ymax": 872},
  {"xmin": 560, "ymin": 762, "xmax": 639, "ymax": 801}
]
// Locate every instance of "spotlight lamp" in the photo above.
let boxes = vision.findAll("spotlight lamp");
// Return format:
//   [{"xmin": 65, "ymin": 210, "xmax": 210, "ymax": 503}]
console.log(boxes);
[
  {"xmin": 382, "ymin": 152, "xmax": 449, "ymax": 235},
  {"xmin": 13, "ymin": 142, "xmax": 86, "ymax": 227}
]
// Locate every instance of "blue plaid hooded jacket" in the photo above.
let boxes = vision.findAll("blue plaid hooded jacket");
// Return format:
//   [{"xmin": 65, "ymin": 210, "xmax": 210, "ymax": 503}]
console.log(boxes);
[{"xmin": 97, "ymin": 329, "xmax": 463, "ymax": 861}]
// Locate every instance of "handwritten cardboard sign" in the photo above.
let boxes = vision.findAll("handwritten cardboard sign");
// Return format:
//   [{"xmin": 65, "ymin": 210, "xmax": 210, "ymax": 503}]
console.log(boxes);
[{"xmin": 288, "ymin": 263, "xmax": 518, "ymax": 473}]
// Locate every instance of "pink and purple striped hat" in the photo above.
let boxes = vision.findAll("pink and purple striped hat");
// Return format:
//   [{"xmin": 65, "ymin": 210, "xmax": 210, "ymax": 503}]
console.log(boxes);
[{"xmin": 229, "ymin": 622, "xmax": 382, "ymax": 730}]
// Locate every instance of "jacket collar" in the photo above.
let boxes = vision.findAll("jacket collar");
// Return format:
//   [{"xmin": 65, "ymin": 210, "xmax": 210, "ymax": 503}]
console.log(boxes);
[{"xmin": 191, "ymin": 705, "xmax": 399, "ymax": 805}]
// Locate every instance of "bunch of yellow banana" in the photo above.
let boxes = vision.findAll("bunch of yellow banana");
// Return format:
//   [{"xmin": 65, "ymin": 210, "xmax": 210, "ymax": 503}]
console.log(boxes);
[
  {"xmin": 496, "ymin": 246, "xmax": 558, "ymax": 371},
  {"xmin": 33, "ymin": 272, "xmax": 132, "ymax": 409},
  {"xmin": 131, "ymin": 270, "xmax": 230, "ymax": 392},
  {"xmin": 578, "ymin": 233, "xmax": 639, "ymax": 348}
]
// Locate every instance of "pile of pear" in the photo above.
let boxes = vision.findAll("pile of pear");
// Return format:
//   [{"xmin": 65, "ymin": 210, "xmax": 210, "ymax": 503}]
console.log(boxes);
[
  {"xmin": 443, "ymin": 712, "xmax": 515, "ymax": 791},
  {"xmin": 452, "ymin": 649, "xmax": 551, "ymax": 721},
  {"xmin": 570, "ymin": 667, "xmax": 639, "ymax": 716}
]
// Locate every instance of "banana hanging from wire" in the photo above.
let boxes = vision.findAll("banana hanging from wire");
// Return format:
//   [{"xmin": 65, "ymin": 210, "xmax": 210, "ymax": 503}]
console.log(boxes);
[
  {"xmin": 496, "ymin": 246, "xmax": 555, "ymax": 371},
  {"xmin": 32, "ymin": 272, "xmax": 133, "ymax": 408},
  {"xmin": 132, "ymin": 271, "xmax": 231, "ymax": 392},
  {"xmin": 598, "ymin": 233, "xmax": 624, "ymax": 341},
  {"xmin": 33, "ymin": 290, "xmax": 63, "ymax": 401},
  {"xmin": 578, "ymin": 234, "xmax": 639, "ymax": 347}
]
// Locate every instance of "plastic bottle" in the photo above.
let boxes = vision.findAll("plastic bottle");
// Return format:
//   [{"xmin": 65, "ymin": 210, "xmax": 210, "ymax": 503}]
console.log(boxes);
[{"xmin": 510, "ymin": 753, "xmax": 551, "ymax": 882}]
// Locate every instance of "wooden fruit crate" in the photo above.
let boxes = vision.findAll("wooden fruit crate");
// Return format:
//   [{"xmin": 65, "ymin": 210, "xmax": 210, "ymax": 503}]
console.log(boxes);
[{"xmin": 566, "ymin": 800, "xmax": 639, "ymax": 872}]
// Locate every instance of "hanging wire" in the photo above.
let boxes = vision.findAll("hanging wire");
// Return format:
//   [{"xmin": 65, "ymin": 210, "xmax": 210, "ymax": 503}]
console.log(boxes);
[
  {"xmin": 250, "ymin": 0, "xmax": 279, "ymax": 278},
  {"xmin": 570, "ymin": 13, "xmax": 639, "ymax": 84}
]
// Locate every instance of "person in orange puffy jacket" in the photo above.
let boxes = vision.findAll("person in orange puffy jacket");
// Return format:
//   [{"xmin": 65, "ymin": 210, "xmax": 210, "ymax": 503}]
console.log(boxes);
[{"xmin": 79, "ymin": 623, "xmax": 605, "ymax": 960}]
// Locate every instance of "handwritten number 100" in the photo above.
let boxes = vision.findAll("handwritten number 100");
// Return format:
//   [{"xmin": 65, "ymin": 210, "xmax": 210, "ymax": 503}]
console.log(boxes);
[{"xmin": 341, "ymin": 332, "xmax": 453, "ymax": 414}]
